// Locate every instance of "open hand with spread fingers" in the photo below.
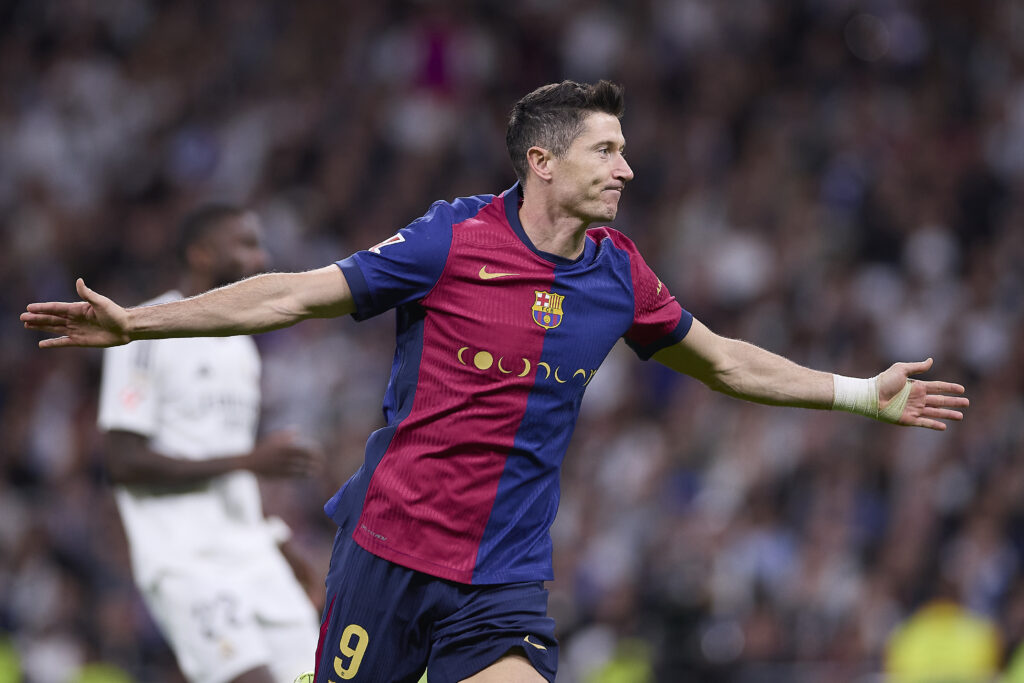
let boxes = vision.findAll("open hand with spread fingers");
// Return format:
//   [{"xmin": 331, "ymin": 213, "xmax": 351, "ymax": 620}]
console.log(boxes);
[
  {"xmin": 876, "ymin": 358, "xmax": 969, "ymax": 431},
  {"xmin": 248, "ymin": 430, "xmax": 326, "ymax": 478},
  {"xmin": 21, "ymin": 278, "xmax": 131, "ymax": 348}
]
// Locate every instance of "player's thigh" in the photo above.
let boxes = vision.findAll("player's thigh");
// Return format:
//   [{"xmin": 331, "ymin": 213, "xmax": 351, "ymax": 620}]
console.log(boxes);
[
  {"xmin": 143, "ymin": 573, "xmax": 270, "ymax": 683},
  {"xmin": 245, "ymin": 558, "xmax": 320, "ymax": 682},
  {"xmin": 428, "ymin": 581, "xmax": 557, "ymax": 682},
  {"xmin": 458, "ymin": 652, "xmax": 546, "ymax": 683},
  {"xmin": 313, "ymin": 530, "xmax": 430, "ymax": 682},
  {"xmin": 260, "ymin": 618, "xmax": 320, "ymax": 683}
]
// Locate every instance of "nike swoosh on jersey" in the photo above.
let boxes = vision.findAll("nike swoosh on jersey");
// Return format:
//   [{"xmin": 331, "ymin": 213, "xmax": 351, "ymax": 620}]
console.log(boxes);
[
  {"xmin": 523, "ymin": 635, "xmax": 547, "ymax": 650},
  {"xmin": 478, "ymin": 266, "xmax": 517, "ymax": 279}
]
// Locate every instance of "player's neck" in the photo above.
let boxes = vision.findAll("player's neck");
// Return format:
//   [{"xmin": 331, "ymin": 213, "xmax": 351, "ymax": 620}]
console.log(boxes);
[
  {"xmin": 518, "ymin": 194, "xmax": 588, "ymax": 261},
  {"xmin": 178, "ymin": 273, "xmax": 213, "ymax": 298}
]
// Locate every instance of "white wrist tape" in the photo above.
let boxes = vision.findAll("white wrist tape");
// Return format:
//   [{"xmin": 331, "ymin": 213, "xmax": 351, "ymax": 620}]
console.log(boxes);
[
  {"xmin": 832, "ymin": 374, "xmax": 913, "ymax": 424},
  {"xmin": 832, "ymin": 374, "xmax": 878, "ymax": 417}
]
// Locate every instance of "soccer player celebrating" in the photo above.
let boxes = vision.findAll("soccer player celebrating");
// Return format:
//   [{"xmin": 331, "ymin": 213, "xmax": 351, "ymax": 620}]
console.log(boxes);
[
  {"xmin": 23, "ymin": 82, "xmax": 968, "ymax": 683},
  {"xmin": 94, "ymin": 206, "xmax": 324, "ymax": 683}
]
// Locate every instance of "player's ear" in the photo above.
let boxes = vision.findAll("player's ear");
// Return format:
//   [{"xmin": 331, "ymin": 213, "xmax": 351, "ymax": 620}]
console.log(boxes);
[{"xmin": 526, "ymin": 146, "xmax": 555, "ymax": 183}]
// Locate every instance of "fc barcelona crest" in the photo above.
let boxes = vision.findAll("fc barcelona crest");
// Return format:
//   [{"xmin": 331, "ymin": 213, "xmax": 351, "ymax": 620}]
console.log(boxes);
[{"xmin": 532, "ymin": 290, "xmax": 565, "ymax": 329}]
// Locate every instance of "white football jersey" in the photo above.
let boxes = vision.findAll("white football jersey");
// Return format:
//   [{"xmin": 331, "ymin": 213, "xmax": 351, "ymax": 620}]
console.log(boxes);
[{"xmin": 97, "ymin": 291, "xmax": 278, "ymax": 588}]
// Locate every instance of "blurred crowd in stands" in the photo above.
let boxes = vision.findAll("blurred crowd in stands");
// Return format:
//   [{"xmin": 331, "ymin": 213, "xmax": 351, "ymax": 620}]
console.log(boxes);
[{"xmin": 1, "ymin": 1, "xmax": 1022, "ymax": 681}]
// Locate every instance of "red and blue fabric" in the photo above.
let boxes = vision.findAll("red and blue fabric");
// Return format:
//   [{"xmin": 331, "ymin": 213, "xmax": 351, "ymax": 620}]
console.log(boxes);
[{"xmin": 325, "ymin": 184, "xmax": 692, "ymax": 585}]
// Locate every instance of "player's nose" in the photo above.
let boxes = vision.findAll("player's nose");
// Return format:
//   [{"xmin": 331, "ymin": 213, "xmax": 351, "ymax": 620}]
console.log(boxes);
[{"xmin": 615, "ymin": 156, "xmax": 634, "ymax": 182}]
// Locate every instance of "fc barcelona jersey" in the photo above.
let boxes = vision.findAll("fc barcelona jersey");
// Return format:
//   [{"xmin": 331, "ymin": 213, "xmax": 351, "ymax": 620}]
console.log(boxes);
[{"xmin": 325, "ymin": 184, "xmax": 693, "ymax": 584}]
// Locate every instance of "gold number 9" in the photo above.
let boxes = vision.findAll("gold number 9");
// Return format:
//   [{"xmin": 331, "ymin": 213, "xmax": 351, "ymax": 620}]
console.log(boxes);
[{"xmin": 333, "ymin": 624, "xmax": 369, "ymax": 680}]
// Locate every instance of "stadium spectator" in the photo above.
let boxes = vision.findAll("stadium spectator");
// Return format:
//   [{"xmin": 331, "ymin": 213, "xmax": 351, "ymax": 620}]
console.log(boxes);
[{"xmin": 884, "ymin": 578, "xmax": 1002, "ymax": 682}]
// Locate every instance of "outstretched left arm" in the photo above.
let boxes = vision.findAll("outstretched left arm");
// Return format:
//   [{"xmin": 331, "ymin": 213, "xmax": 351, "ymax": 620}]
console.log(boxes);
[{"xmin": 653, "ymin": 318, "xmax": 968, "ymax": 431}]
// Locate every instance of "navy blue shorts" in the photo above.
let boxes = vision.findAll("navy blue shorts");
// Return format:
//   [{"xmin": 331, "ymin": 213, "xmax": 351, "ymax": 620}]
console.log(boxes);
[{"xmin": 312, "ymin": 528, "xmax": 558, "ymax": 682}]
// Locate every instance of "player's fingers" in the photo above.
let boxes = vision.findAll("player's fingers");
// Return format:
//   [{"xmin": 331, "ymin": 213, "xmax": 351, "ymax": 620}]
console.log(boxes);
[
  {"xmin": 282, "ymin": 450, "xmax": 317, "ymax": 470},
  {"xmin": 920, "ymin": 407, "xmax": 964, "ymax": 421},
  {"xmin": 39, "ymin": 336, "xmax": 75, "ymax": 349},
  {"xmin": 21, "ymin": 312, "xmax": 71, "ymax": 327},
  {"xmin": 290, "ymin": 441, "xmax": 325, "ymax": 463},
  {"xmin": 296, "ymin": 452, "xmax": 323, "ymax": 474},
  {"xmin": 25, "ymin": 325, "xmax": 70, "ymax": 338},
  {"xmin": 24, "ymin": 320, "xmax": 76, "ymax": 337},
  {"xmin": 289, "ymin": 462, "xmax": 317, "ymax": 477},
  {"xmin": 283, "ymin": 443, "xmax": 319, "ymax": 459},
  {"xmin": 270, "ymin": 428, "xmax": 302, "ymax": 443},
  {"xmin": 913, "ymin": 417, "xmax": 947, "ymax": 431},
  {"xmin": 76, "ymin": 277, "xmax": 100, "ymax": 303},
  {"xmin": 24, "ymin": 302, "xmax": 80, "ymax": 316},
  {"xmin": 925, "ymin": 394, "xmax": 969, "ymax": 408},
  {"xmin": 921, "ymin": 380, "xmax": 966, "ymax": 396},
  {"xmin": 901, "ymin": 358, "xmax": 934, "ymax": 376}
]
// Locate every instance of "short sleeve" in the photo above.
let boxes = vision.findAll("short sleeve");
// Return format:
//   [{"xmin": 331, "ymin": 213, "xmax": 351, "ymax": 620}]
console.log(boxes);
[
  {"xmin": 622, "ymin": 247, "xmax": 693, "ymax": 360},
  {"xmin": 97, "ymin": 340, "xmax": 159, "ymax": 436},
  {"xmin": 336, "ymin": 200, "xmax": 456, "ymax": 321}
]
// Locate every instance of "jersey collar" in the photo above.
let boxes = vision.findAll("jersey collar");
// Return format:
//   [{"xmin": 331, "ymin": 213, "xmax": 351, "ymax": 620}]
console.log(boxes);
[{"xmin": 501, "ymin": 183, "xmax": 590, "ymax": 267}]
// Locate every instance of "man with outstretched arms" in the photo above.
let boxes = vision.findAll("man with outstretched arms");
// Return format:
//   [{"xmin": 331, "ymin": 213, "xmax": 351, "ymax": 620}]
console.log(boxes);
[
  {"xmin": 95, "ymin": 206, "xmax": 324, "ymax": 683},
  {"xmin": 24, "ymin": 82, "xmax": 968, "ymax": 683}
]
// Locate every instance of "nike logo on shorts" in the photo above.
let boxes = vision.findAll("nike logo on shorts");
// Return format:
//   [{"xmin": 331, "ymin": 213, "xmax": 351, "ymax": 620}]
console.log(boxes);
[{"xmin": 523, "ymin": 635, "xmax": 547, "ymax": 650}]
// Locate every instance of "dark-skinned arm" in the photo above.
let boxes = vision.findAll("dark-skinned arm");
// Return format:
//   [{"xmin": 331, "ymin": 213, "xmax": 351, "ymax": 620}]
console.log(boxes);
[{"xmin": 104, "ymin": 430, "xmax": 323, "ymax": 486}]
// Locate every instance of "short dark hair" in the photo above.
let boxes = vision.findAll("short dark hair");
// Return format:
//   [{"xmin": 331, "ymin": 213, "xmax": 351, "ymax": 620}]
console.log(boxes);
[
  {"xmin": 506, "ymin": 80, "xmax": 625, "ymax": 184},
  {"xmin": 175, "ymin": 204, "xmax": 246, "ymax": 264}
]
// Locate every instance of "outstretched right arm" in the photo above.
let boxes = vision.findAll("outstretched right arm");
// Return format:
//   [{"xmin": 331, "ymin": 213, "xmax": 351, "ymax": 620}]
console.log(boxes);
[{"xmin": 21, "ymin": 265, "xmax": 353, "ymax": 348}]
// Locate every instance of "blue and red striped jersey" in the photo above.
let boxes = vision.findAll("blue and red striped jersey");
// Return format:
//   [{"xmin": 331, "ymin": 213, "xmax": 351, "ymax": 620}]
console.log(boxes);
[{"xmin": 325, "ymin": 184, "xmax": 692, "ymax": 584}]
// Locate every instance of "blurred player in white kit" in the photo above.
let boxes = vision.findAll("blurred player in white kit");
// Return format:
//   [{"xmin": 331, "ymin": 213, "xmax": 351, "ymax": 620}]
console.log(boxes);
[{"xmin": 96, "ymin": 205, "xmax": 324, "ymax": 683}]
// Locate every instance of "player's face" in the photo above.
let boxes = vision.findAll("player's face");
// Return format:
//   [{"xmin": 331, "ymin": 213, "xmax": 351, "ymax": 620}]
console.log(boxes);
[
  {"xmin": 206, "ymin": 213, "xmax": 268, "ymax": 287},
  {"xmin": 551, "ymin": 112, "xmax": 634, "ymax": 224}
]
